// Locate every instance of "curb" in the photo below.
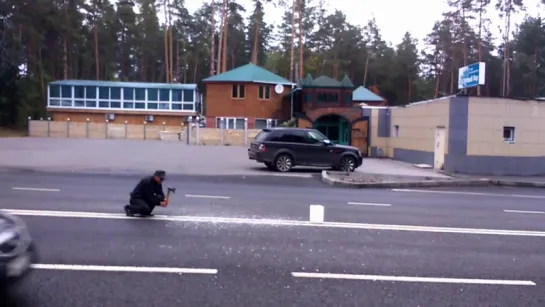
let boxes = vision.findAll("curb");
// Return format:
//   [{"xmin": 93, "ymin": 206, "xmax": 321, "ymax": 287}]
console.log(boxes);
[{"xmin": 321, "ymin": 171, "xmax": 545, "ymax": 189}]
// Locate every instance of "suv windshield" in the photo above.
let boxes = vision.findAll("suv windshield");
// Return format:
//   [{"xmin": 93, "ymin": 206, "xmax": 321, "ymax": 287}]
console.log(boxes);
[{"xmin": 308, "ymin": 130, "xmax": 327, "ymax": 142}]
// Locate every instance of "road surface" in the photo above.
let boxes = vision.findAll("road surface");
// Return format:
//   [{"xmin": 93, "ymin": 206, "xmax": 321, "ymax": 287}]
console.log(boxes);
[{"xmin": 2, "ymin": 172, "xmax": 545, "ymax": 306}]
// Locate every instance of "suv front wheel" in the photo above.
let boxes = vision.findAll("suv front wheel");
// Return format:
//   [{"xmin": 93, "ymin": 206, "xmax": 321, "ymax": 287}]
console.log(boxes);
[
  {"xmin": 339, "ymin": 156, "xmax": 356, "ymax": 172},
  {"xmin": 275, "ymin": 154, "xmax": 293, "ymax": 172}
]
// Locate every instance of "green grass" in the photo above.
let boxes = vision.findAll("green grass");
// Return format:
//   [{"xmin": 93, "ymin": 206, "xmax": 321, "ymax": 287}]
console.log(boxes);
[{"xmin": 0, "ymin": 128, "xmax": 26, "ymax": 137}]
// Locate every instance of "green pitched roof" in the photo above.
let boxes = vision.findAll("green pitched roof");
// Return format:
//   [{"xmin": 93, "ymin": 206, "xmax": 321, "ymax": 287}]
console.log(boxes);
[
  {"xmin": 298, "ymin": 74, "xmax": 355, "ymax": 88},
  {"xmin": 352, "ymin": 86, "xmax": 384, "ymax": 102},
  {"xmin": 202, "ymin": 63, "xmax": 294, "ymax": 85}
]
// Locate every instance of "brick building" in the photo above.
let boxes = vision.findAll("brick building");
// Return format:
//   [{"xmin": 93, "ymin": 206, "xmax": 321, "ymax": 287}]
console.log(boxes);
[
  {"xmin": 46, "ymin": 80, "xmax": 199, "ymax": 125},
  {"xmin": 201, "ymin": 63, "xmax": 296, "ymax": 129},
  {"xmin": 293, "ymin": 74, "xmax": 386, "ymax": 156}
]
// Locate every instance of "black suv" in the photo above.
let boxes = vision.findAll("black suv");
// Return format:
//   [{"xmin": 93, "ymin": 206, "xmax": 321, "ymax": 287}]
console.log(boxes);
[{"xmin": 248, "ymin": 127, "xmax": 363, "ymax": 172}]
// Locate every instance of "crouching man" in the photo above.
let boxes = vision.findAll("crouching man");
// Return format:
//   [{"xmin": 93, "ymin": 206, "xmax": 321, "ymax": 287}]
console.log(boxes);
[{"xmin": 124, "ymin": 170, "xmax": 168, "ymax": 217}]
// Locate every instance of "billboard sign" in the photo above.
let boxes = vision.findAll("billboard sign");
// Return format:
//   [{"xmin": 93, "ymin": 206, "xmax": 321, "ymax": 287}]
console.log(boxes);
[{"xmin": 458, "ymin": 62, "xmax": 486, "ymax": 89}]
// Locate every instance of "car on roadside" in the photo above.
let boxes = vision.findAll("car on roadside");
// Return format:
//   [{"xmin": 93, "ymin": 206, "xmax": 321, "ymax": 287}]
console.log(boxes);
[
  {"xmin": 248, "ymin": 127, "xmax": 363, "ymax": 172},
  {"xmin": 0, "ymin": 212, "xmax": 36, "ymax": 289}
]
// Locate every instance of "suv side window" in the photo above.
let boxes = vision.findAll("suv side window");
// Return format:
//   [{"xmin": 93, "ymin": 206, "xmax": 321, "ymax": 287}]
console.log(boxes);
[
  {"xmin": 303, "ymin": 131, "xmax": 321, "ymax": 144},
  {"xmin": 291, "ymin": 130, "xmax": 307, "ymax": 143},
  {"xmin": 268, "ymin": 130, "xmax": 293, "ymax": 142}
]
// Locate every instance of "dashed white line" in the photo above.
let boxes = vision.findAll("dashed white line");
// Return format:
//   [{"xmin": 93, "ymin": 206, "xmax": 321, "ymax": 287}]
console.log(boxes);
[
  {"xmin": 31, "ymin": 264, "xmax": 217, "ymax": 274},
  {"xmin": 184, "ymin": 194, "xmax": 230, "ymax": 199},
  {"xmin": 504, "ymin": 210, "xmax": 545, "ymax": 215},
  {"xmin": 12, "ymin": 187, "xmax": 60, "ymax": 192},
  {"xmin": 347, "ymin": 202, "xmax": 391, "ymax": 207},
  {"xmin": 291, "ymin": 272, "xmax": 536, "ymax": 286},
  {"xmin": 6, "ymin": 208, "xmax": 545, "ymax": 237},
  {"xmin": 392, "ymin": 188, "xmax": 545, "ymax": 199}
]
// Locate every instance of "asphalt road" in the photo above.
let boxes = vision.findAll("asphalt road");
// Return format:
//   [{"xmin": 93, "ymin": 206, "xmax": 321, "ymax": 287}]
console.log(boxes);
[{"xmin": 2, "ymin": 172, "xmax": 545, "ymax": 306}]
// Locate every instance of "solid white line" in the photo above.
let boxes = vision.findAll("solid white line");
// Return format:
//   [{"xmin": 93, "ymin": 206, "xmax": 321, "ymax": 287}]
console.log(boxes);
[
  {"xmin": 504, "ymin": 210, "xmax": 545, "ymax": 214},
  {"xmin": 392, "ymin": 188, "xmax": 545, "ymax": 199},
  {"xmin": 31, "ymin": 264, "xmax": 217, "ymax": 274},
  {"xmin": 291, "ymin": 272, "xmax": 536, "ymax": 286},
  {"xmin": 347, "ymin": 202, "xmax": 391, "ymax": 207},
  {"xmin": 12, "ymin": 187, "xmax": 59, "ymax": 192},
  {"xmin": 185, "ymin": 194, "xmax": 230, "ymax": 199},
  {"xmin": 6, "ymin": 208, "xmax": 545, "ymax": 237}
]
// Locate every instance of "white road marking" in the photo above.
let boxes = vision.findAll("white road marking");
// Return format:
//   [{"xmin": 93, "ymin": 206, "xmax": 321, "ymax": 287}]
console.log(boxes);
[
  {"xmin": 6, "ymin": 208, "xmax": 545, "ymax": 237},
  {"xmin": 12, "ymin": 187, "xmax": 59, "ymax": 192},
  {"xmin": 504, "ymin": 210, "xmax": 545, "ymax": 215},
  {"xmin": 291, "ymin": 272, "xmax": 536, "ymax": 286},
  {"xmin": 392, "ymin": 188, "xmax": 545, "ymax": 199},
  {"xmin": 184, "ymin": 194, "xmax": 230, "ymax": 199},
  {"xmin": 347, "ymin": 202, "xmax": 391, "ymax": 207},
  {"xmin": 31, "ymin": 264, "xmax": 217, "ymax": 274}
]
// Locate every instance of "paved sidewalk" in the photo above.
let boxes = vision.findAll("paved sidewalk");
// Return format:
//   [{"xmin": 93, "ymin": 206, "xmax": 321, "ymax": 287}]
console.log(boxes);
[{"xmin": 0, "ymin": 138, "xmax": 447, "ymax": 178}]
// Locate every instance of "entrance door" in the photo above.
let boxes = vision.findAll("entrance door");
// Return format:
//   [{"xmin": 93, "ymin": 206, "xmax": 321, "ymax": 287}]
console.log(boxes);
[
  {"xmin": 313, "ymin": 115, "xmax": 349, "ymax": 145},
  {"xmin": 434, "ymin": 127, "xmax": 446, "ymax": 170},
  {"xmin": 351, "ymin": 120, "xmax": 369, "ymax": 155}
]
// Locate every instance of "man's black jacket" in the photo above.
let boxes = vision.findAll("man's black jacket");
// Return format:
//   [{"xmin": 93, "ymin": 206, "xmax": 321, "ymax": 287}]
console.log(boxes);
[{"xmin": 130, "ymin": 176, "xmax": 165, "ymax": 207}]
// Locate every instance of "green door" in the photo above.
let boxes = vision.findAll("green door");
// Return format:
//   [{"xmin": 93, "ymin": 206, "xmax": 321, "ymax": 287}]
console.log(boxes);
[{"xmin": 313, "ymin": 115, "xmax": 349, "ymax": 145}]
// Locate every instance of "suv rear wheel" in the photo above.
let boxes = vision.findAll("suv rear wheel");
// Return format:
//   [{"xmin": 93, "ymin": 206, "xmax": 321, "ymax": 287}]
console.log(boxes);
[
  {"xmin": 275, "ymin": 154, "xmax": 293, "ymax": 172},
  {"xmin": 339, "ymin": 156, "xmax": 356, "ymax": 172}
]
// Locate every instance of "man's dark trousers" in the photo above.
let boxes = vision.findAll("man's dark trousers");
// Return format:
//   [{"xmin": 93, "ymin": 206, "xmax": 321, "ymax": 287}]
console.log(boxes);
[{"xmin": 127, "ymin": 198, "xmax": 155, "ymax": 215}]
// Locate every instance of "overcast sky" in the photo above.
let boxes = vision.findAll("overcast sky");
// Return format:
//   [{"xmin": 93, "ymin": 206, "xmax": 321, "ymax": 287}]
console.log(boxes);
[{"xmin": 184, "ymin": 0, "xmax": 543, "ymax": 47}]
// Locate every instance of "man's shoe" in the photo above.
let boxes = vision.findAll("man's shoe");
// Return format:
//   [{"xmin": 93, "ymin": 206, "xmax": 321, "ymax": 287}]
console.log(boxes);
[{"xmin": 124, "ymin": 205, "xmax": 134, "ymax": 217}]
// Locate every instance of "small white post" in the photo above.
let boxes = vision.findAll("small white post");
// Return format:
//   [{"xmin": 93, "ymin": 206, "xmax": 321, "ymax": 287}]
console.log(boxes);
[
  {"xmin": 86, "ymin": 118, "xmax": 90, "ymax": 138},
  {"xmin": 309, "ymin": 205, "xmax": 324, "ymax": 223},
  {"xmin": 66, "ymin": 118, "xmax": 71, "ymax": 138},
  {"xmin": 196, "ymin": 116, "xmax": 200, "ymax": 145}
]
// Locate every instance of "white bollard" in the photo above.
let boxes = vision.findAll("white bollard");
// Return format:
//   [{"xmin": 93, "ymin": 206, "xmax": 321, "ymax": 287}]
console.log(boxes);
[{"xmin": 309, "ymin": 205, "xmax": 324, "ymax": 223}]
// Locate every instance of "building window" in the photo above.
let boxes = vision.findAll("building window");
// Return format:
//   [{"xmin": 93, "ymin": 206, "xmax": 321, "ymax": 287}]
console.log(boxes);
[
  {"xmin": 317, "ymin": 92, "xmax": 338, "ymax": 103},
  {"xmin": 123, "ymin": 88, "xmax": 134, "ymax": 100},
  {"xmin": 74, "ymin": 86, "xmax": 85, "ymax": 99},
  {"xmin": 159, "ymin": 89, "xmax": 170, "ymax": 101},
  {"xmin": 255, "ymin": 118, "xmax": 278, "ymax": 129},
  {"xmin": 172, "ymin": 90, "xmax": 182, "ymax": 102},
  {"xmin": 344, "ymin": 92, "xmax": 351, "ymax": 103},
  {"xmin": 183, "ymin": 89, "xmax": 194, "ymax": 102},
  {"xmin": 111, "ymin": 87, "xmax": 121, "ymax": 99},
  {"xmin": 49, "ymin": 85, "xmax": 61, "ymax": 97},
  {"xmin": 503, "ymin": 126, "xmax": 515, "ymax": 142},
  {"xmin": 216, "ymin": 117, "xmax": 245, "ymax": 129},
  {"xmin": 305, "ymin": 93, "xmax": 313, "ymax": 103},
  {"xmin": 135, "ymin": 88, "xmax": 146, "ymax": 101},
  {"xmin": 232, "ymin": 85, "xmax": 245, "ymax": 99},
  {"xmin": 85, "ymin": 86, "xmax": 96, "ymax": 99},
  {"xmin": 258, "ymin": 86, "xmax": 270, "ymax": 100},
  {"xmin": 393, "ymin": 125, "xmax": 399, "ymax": 137},
  {"xmin": 61, "ymin": 85, "xmax": 72, "ymax": 98},
  {"xmin": 99, "ymin": 87, "xmax": 109, "ymax": 99},
  {"xmin": 148, "ymin": 89, "xmax": 158, "ymax": 101}
]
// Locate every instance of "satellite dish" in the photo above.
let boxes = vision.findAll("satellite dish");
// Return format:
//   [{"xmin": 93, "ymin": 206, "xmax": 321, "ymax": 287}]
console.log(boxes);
[{"xmin": 274, "ymin": 84, "xmax": 284, "ymax": 94}]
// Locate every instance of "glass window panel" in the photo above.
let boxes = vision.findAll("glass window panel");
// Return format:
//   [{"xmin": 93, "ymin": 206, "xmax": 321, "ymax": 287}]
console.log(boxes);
[
  {"xmin": 159, "ymin": 89, "xmax": 170, "ymax": 101},
  {"xmin": 255, "ymin": 119, "xmax": 267, "ymax": 129},
  {"xmin": 99, "ymin": 101, "xmax": 109, "ymax": 108},
  {"xmin": 74, "ymin": 100, "xmax": 85, "ymax": 107},
  {"xmin": 49, "ymin": 85, "xmax": 60, "ymax": 97},
  {"xmin": 232, "ymin": 85, "xmax": 238, "ymax": 98},
  {"xmin": 123, "ymin": 102, "xmax": 134, "ymax": 109},
  {"xmin": 182, "ymin": 89, "xmax": 193, "ymax": 102},
  {"xmin": 235, "ymin": 118, "xmax": 245, "ymax": 130},
  {"xmin": 158, "ymin": 103, "xmax": 169, "ymax": 109},
  {"xmin": 110, "ymin": 87, "xmax": 121, "ymax": 99},
  {"xmin": 99, "ymin": 87, "xmax": 109, "ymax": 99},
  {"xmin": 85, "ymin": 86, "xmax": 96, "ymax": 98},
  {"xmin": 171, "ymin": 103, "xmax": 182, "ymax": 110},
  {"xmin": 49, "ymin": 99, "xmax": 60, "ymax": 106},
  {"xmin": 135, "ymin": 88, "xmax": 145, "ymax": 101},
  {"xmin": 239, "ymin": 85, "xmax": 245, "ymax": 98},
  {"xmin": 85, "ymin": 101, "xmax": 96, "ymax": 107},
  {"xmin": 216, "ymin": 117, "xmax": 221, "ymax": 128},
  {"xmin": 265, "ymin": 86, "xmax": 270, "ymax": 99},
  {"xmin": 61, "ymin": 85, "xmax": 72, "ymax": 98},
  {"xmin": 172, "ymin": 90, "xmax": 182, "ymax": 102},
  {"xmin": 74, "ymin": 86, "xmax": 84, "ymax": 98},
  {"xmin": 135, "ymin": 102, "xmax": 145, "ymax": 109},
  {"xmin": 110, "ymin": 101, "xmax": 121, "ymax": 108},
  {"xmin": 182, "ymin": 104, "xmax": 193, "ymax": 110},
  {"xmin": 147, "ymin": 89, "xmax": 158, "ymax": 101},
  {"xmin": 147, "ymin": 103, "xmax": 158, "ymax": 109},
  {"xmin": 61, "ymin": 99, "xmax": 72, "ymax": 107},
  {"xmin": 123, "ymin": 88, "xmax": 134, "ymax": 100}
]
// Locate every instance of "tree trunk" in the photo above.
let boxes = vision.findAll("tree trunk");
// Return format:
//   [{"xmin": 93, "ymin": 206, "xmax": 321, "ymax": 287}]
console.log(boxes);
[
  {"xmin": 477, "ymin": 0, "xmax": 484, "ymax": 96},
  {"xmin": 193, "ymin": 54, "xmax": 200, "ymax": 83},
  {"xmin": 217, "ymin": 0, "xmax": 228, "ymax": 74},
  {"xmin": 407, "ymin": 74, "xmax": 412, "ymax": 103},
  {"xmin": 289, "ymin": 0, "xmax": 295, "ymax": 81},
  {"xmin": 251, "ymin": 18, "xmax": 260, "ymax": 64},
  {"xmin": 93, "ymin": 0, "xmax": 99, "ymax": 80},
  {"xmin": 222, "ymin": 14, "xmax": 228, "ymax": 73},
  {"xmin": 163, "ymin": 0, "xmax": 170, "ymax": 82},
  {"xmin": 209, "ymin": 2, "xmax": 216, "ymax": 76},
  {"xmin": 169, "ymin": 26, "xmax": 174, "ymax": 82},
  {"xmin": 363, "ymin": 51, "xmax": 369, "ymax": 86},
  {"xmin": 297, "ymin": 0, "xmax": 303, "ymax": 79}
]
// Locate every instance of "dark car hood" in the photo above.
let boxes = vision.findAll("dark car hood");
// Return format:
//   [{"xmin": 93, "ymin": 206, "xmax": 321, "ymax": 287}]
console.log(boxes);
[{"xmin": 332, "ymin": 144, "xmax": 359, "ymax": 151}]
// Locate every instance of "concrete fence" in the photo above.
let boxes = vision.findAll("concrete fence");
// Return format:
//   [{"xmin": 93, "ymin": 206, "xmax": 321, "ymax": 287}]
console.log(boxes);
[{"xmin": 27, "ymin": 118, "xmax": 261, "ymax": 146}]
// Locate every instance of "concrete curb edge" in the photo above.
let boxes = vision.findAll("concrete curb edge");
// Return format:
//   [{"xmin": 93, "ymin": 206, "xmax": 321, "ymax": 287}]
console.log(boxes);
[{"xmin": 321, "ymin": 171, "xmax": 545, "ymax": 189}]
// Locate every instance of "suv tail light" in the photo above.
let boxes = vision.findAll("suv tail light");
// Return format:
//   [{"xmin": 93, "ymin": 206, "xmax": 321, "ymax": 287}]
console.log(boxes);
[{"xmin": 258, "ymin": 144, "xmax": 266, "ymax": 152}]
